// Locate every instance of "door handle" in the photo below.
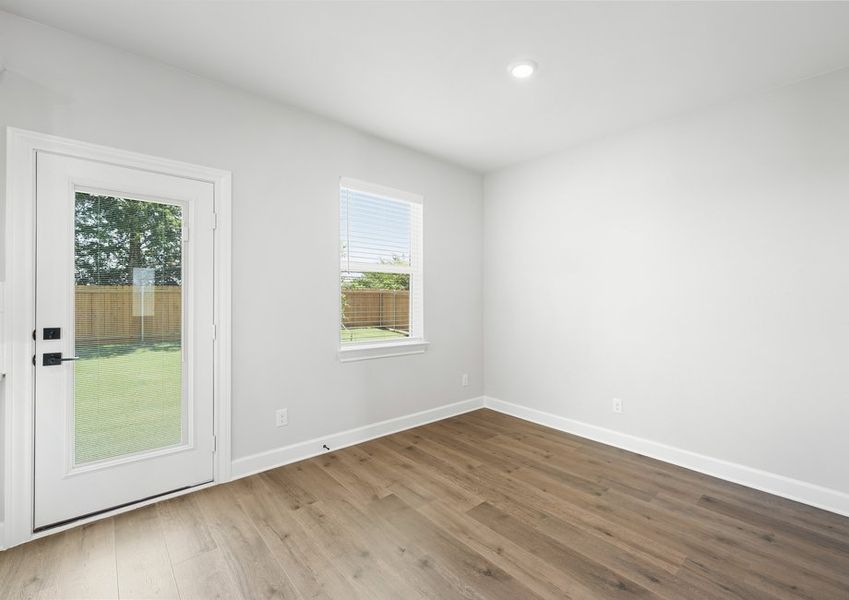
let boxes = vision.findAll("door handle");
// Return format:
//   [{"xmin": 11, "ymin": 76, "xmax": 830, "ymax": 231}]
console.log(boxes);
[{"xmin": 42, "ymin": 353, "xmax": 80, "ymax": 366}]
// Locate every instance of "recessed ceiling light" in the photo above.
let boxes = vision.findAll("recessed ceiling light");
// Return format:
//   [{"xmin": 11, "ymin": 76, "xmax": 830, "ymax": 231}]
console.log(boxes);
[{"xmin": 508, "ymin": 60, "xmax": 537, "ymax": 79}]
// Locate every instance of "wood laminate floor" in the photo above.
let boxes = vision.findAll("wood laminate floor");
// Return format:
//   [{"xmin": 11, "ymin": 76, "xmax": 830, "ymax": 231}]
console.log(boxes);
[{"xmin": 2, "ymin": 409, "xmax": 849, "ymax": 599}]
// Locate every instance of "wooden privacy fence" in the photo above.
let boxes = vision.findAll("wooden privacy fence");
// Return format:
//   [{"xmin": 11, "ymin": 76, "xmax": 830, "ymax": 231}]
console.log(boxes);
[
  {"xmin": 76, "ymin": 285, "xmax": 182, "ymax": 345},
  {"xmin": 342, "ymin": 289, "xmax": 409, "ymax": 331}
]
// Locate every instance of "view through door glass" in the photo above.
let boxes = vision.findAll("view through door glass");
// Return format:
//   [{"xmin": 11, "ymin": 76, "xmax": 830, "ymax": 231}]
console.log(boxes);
[{"xmin": 74, "ymin": 191, "xmax": 185, "ymax": 464}]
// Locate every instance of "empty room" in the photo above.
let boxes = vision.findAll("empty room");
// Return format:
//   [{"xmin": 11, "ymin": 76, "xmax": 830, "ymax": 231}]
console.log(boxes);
[{"xmin": 1, "ymin": 1, "xmax": 849, "ymax": 598}]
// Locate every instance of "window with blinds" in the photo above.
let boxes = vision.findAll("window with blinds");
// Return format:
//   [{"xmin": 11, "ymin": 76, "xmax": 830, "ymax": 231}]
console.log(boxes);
[{"xmin": 339, "ymin": 178, "xmax": 423, "ymax": 347}]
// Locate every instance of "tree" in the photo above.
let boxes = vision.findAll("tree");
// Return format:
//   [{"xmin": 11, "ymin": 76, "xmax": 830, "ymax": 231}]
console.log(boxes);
[
  {"xmin": 341, "ymin": 257, "xmax": 410, "ymax": 291},
  {"xmin": 344, "ymin": 271, "xmax": 409, "ymax": 290},
  {"xmin": 75, "ymin": 192, "xmax": 183, "ymax": 286}
]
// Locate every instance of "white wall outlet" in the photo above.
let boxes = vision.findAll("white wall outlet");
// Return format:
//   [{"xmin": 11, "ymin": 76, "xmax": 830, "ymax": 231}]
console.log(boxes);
[
  {"xmin": 612, "ymin": 398, "xmax": 623, "ymax": 414},
  {"xmin": 275, "ymin": 408, "xmax": 288, "ymax": 427},
  {"xmin": 462, "ymin": 373, "xmax": 469, "ymax": 387}
]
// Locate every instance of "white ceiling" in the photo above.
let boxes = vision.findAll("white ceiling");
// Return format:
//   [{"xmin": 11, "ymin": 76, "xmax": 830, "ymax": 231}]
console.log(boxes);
[{"xmin": 3, "ymin": 1, "xmax": 849, "ymax": 172}]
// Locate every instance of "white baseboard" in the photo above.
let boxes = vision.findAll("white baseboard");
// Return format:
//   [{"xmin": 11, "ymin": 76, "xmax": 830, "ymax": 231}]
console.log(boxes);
[
  {"xmin": 484, "ymin": 396, "xmax": 849, "ymax": 518},
  {"xmin": 231, "ymin": 396, "xmax": 486, "ymax": 480}
]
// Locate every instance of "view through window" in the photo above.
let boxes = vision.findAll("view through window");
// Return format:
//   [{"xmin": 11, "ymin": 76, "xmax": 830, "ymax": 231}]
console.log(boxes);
[
  {"xmin": 340, "ymin": 181, "xmax": 423, "ymax": 344},
  {"xmin": 74, "ymin": 192, "xmax": 184, "ymax": 463}
]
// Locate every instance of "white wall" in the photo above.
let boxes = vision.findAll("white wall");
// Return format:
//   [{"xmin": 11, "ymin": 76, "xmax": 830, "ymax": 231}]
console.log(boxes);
[
  {"xmin": 0, "ymin": 11, "xmax": 483, "ymax": 520},
  {"xmin": 484, "ymin": 67, "xmax": 849, "ymax": 497}
]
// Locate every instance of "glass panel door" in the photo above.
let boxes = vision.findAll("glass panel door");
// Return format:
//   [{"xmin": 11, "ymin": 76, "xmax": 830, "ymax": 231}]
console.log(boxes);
[
  {"xmin": 35, "ymin": 150, "xmax": 214, "ymax": 531},
  {"xmin": 73, "ymin": 192, "xmax": 185, "ymax": 464}
]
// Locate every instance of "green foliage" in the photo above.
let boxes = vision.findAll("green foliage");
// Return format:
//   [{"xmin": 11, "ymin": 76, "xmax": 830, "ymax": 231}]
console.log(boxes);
[
  {"xmin": 341, "ymin": 256, "xmax": 411, "ymax": 291},
  {"xmin": 75, "ymin": 192, "xmax": 183, "ymax": 286},
  {"xmin": 344, "ymin": 271, "xmax": 410, "ymax": 290}
]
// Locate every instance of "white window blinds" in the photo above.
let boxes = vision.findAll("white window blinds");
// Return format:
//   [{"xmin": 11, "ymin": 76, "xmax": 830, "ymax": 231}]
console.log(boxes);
[{"xmin": 339, "ymin": 178, "xmax": 423, "ymax": 345}]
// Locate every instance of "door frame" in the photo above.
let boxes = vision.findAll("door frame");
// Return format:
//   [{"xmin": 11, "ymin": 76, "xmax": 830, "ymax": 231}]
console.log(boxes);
[{"xmin": 2, "ymin": 128, "xmax": 232, "ymax": 549}]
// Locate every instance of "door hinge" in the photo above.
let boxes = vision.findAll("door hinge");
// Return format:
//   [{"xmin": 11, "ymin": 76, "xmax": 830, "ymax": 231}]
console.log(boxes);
[
  {"xmin": 212, "ymin": 323, "xmax": 217, "ymax": 340},
  {"xmin": 212, "ymin": 435, "xmax": 217, "ymax": 453},
  {"xmin": 212, "ymin": 212, "xmax": 218, "ymax": 230},
  {"xmin": 182, "ymin": 226, "xmax": 190, "ymax": 243}
]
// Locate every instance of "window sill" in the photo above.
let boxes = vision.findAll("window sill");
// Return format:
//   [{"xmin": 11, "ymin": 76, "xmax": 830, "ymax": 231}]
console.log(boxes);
[{"xmin": 338, "ymin": 339, "xmax": 430, "ymax": 363}]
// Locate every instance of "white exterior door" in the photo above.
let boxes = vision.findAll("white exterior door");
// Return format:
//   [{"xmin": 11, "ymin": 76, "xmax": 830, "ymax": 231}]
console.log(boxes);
[{"xmin": 33, "ymin": 151, "xmax": 215, "ymax": 530}]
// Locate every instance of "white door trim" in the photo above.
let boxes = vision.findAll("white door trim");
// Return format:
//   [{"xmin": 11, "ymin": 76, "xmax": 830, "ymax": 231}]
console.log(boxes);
[{"xmin": 2, "ymin": 128, "xmax": 232, "ymax": 549}]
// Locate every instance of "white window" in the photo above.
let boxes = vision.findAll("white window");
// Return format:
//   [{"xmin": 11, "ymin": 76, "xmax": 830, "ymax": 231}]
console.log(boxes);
[{"xmin": 338, "ymin": 177, "xmax": 426, "ymax": 361}]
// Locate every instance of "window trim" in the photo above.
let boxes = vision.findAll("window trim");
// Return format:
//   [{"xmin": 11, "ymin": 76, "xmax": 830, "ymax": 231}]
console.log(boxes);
[
  {"xmin": 338, "ymin": 177, "xmax": 425, "ymax": 361},
  {"xmin": 339, "ymin": 177, "xmax": 423, "ymax": 205},
  {"xmin": 338, "ymin": 338, "xmax": 430, "ymax": 363}
]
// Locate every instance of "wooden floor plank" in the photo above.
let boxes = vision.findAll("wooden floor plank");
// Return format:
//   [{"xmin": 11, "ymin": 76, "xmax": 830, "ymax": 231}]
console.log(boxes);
[
  {"xmin": 419, "ymin": 498, "xmax": 618, "ymax": 600},
  {"xmin": 467, "ymin": 500, "xmax": 654, "ymax": 598},
  {"xmin": 170, "ymin": 547, "xmax": 242, "ymax": 600},
  {"xmin": 286, "ymin": 499, "xmax": 426, "ymax": 599},
  {"xmin": 194, "ymin": 483, "xmax": 303, "ymax": 600},
  {"xmin": 229, "ymin": 475, "xmax": 362, "ymax": 600},
  {"xmin": 2, "ymin": 534, "xmax": 63, "ymax": 599},
  {"xmin": 373, "ymin": 493, "xmax": 546, "ymax": 600},
  {"xmin": 156, "ymin": 493, "xmax": 217, "ymax": 565},
  {"xmin": 40, "ymin": 519, "xmax": 119, "ymax": 600},
  {"xmin": 114, "ymin": 506, "xmax": 179, "ymax": 599},
  {"xmin": 2, "ymin": 408, "xmax": 849, "ymax": 599}
]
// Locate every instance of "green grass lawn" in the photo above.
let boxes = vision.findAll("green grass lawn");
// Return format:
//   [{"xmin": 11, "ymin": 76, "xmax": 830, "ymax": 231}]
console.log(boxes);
[
  {"xmin": 340, "ymin": 327, "xmax": 407, "ymax": 343},
  {"xmin": 74, "ymin": 342, "xmax": 182, "ymax": 464}
]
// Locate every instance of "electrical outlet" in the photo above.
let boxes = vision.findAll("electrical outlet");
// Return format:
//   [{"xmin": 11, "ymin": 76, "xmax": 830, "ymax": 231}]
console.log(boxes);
[
  {"xmin": 612, "ymin": 398, "xmax": 623, "ymax": 414},
  {"xmin": 275, "ymin": 408, "xmax": 288, "ymax": 427},
  {"xmin": 462, "ymin": 373, "xmax": 469, "ymax": 387}
]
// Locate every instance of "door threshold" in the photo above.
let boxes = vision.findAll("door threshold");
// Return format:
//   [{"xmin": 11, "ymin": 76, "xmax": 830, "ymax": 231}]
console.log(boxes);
[{"xmin": 33, "ymin": 481, "xmax": 211, "ymax": 533}]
